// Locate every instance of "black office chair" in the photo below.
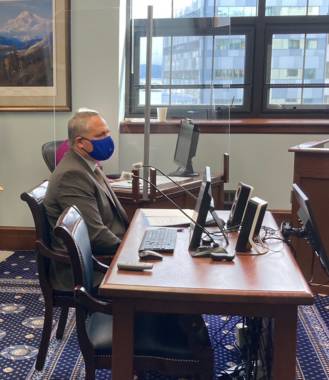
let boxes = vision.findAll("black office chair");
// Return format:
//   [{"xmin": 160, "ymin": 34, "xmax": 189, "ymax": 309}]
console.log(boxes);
[
  {"xmin": 41, "ymin": 140, "xmax": 65, "ymax": 172},
  {"xmin": 20, "ymin": 182, "xmax": 106, "ymax": 371},
  {"xmin": 55, "ymin": 205, "xmax": 214, "ymax": 380}
]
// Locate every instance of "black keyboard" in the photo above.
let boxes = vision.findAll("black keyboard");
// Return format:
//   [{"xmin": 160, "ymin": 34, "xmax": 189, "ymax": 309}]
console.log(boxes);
[{"xmin": 139, "ymin": 228, "xmax": 177, "ymax": 252}]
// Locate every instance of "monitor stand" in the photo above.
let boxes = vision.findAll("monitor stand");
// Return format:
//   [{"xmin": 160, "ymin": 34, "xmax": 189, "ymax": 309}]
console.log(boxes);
[{"xmin": 169, "ymin": 165, "xmax": 199, "ymax": 177}]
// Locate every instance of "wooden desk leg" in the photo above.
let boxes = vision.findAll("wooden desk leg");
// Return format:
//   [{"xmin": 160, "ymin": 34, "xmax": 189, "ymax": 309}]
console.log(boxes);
[
  {"xmin": 112, "ymin": 300, "xmax": 134, "ymax": 380},
  {"xmin": 272, "ymin": 306, "xmax": 297, "ymax": 380}
]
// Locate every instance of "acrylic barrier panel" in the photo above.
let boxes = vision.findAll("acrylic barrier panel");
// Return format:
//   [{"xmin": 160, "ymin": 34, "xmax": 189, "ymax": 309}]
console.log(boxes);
[
  {"xmin": 51, "ymin": 2, "xmax": 123, "ymax": 177},
  {"xmin": 0, "ymin": 1, "xmax": 233, "ymax": 228},
  {"xmin": 122, "ymin": 4, "xmax": 233, "ymax": 202},
  {"xmin": 0, "ymin": 2, "xmax": 123, "ymax": 227},
  {"xmin": 51, "ymin": 3, "xmax": 233, "ymax": 184}
]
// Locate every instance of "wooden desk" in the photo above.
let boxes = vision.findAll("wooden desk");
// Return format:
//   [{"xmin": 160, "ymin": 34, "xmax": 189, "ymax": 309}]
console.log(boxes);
[
  {"xmin": 113, "ymin": 154, "xmax": 229, "ymax": 221},
  {"xmin": 99, "ymin": 210, "xmax": 313, "ymax": 380}
]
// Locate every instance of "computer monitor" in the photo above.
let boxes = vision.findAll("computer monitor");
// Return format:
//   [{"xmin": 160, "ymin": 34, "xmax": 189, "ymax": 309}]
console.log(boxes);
[
  {"xmin": 235, "ymin": 196, "xmax": 268, "ymax": 252},
  {"xmin": 189, "ymin": 166, "xmax": 212, "ymax": 250},
  {"xmin": 170, "ymin": 119, "xmax": 199, "ymax": 177},
  {"xmin": 293, "ymin": 183, "xmax": 329, "ymax": 276}
]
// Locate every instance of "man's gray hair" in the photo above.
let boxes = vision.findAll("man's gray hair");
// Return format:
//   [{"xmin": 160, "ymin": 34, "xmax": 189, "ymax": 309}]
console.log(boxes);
[{"xmin": 68, "ymin": 108, "xmax": 100, "ymax": 146}]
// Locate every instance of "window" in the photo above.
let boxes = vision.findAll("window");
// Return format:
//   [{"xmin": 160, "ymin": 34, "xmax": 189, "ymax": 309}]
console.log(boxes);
[
  {"xmin": 266, "ymin": 32, "xmax": 329, "ymax": 109},
  {"xmin": 265, "ymin": 0, "xmax": 329, "ymax": 16},
  {"xmin": 127, "ymin": 0, "xmax": 329, "ymax": 117},
  {"xmin": 136, "ymin": 32, "xmax": 249, "ymax": 111}
]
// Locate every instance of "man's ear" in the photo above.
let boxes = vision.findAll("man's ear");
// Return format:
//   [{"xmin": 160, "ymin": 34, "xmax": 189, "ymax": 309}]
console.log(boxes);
[
  {"xmin": 75, "ymin": 136, "xmax": 83, "ymax": 149},
  {"xmin": 76, "ymin": 136, "xmax": 92, "ymax": 153}
]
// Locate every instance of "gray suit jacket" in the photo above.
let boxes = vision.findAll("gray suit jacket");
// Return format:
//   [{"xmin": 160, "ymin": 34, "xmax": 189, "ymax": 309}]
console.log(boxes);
[{"xmin": 44, "ymin": 149, "xmax": 128, "ymax": 256}]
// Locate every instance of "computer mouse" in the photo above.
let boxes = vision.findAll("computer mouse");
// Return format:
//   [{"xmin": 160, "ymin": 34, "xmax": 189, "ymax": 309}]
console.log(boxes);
[{"xmin": 139, "ymin": 250, "xmax": 163, "ymax": 260}]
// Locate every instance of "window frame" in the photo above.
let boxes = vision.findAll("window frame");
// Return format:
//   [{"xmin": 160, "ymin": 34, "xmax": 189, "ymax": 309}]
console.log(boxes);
[
  {"xmin": 125, "ymin": 1, "xmax": 329, "ymax": 119},
  {"xmin": 263, "ymin": 20, "xmax": 329, "ymax": 114},
  {"xmin": 128, "ymin": 18, "xmax": 254, "ymax": 118}
]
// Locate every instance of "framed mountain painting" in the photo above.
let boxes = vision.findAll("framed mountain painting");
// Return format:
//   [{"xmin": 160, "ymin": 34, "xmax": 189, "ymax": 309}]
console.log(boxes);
[{"xmin": 0, "ymin": 0, "xmax": 71, "ymax": 111}]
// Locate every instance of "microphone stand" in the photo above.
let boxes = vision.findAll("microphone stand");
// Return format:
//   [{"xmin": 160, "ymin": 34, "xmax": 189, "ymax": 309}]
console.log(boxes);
[
  {"xmin": 131, "ymin": 172, "xmax": 223, "ymax": 248},
  {"xmin": 143, "ymin": 5, "xmax": 153, "ymax": 201}
]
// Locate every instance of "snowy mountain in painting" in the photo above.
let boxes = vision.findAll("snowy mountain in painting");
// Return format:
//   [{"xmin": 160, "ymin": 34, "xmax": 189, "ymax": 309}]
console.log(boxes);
[{"xmin": 0, "ymin": 10, "xmax": 51, "ymax": 41}]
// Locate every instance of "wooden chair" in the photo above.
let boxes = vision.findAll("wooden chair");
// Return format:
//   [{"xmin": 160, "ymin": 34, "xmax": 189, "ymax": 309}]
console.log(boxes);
[
  {"xmin": 55, "ymin": 205, "xmax": 214, "ymax": 380},
  {"xmin": 20, "ymin": 182, "xmax": 105, "ymax": 371}
]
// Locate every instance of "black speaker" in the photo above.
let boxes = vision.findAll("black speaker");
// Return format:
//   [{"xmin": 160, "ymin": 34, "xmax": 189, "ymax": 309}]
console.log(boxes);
[
  {"xmin": 226, "ymin": 182, "xmax": 253, "ymax": 230},
  {"xmin": 235, "ymin": 196, "xmax": 268, "ymax": 252}
]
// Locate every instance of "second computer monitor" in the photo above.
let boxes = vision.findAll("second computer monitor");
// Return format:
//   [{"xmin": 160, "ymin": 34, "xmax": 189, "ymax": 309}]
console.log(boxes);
[
  {"xmin": 170, "ymin": 119, "xmax": 199, "ymax": 177},
  {"xmin": 293, "ymin": 183, "xmax": 329, "ymax": 276},
  {"xmin": 189, "ymin": 166, "xmax": 212, "ymax": 251}
]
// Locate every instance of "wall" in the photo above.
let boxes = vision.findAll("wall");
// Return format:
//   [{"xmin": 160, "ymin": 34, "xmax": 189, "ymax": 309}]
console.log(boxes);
[
  {"xmin": 0, "ymin": 0, "xmax": 123, "ymax": 227},
  {"xmin": 119, "ymin": 133, "xmax": 328, "ymax": 210}
]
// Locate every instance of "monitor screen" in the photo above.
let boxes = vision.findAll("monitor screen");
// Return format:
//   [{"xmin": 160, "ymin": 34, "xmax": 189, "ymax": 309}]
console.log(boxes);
[
  {"xmin": 170, "ymin": 119, "xmax": 199, "ymax": 177},
  {"xmin": 293, "ymin": 184, "xmax": 329, "ymax": 276},
  {"xmin": 189, "ymin": 166, "xmax": 212, "ymax": 250}
]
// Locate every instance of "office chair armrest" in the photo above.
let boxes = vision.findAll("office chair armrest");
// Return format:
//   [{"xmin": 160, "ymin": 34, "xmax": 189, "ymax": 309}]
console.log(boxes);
[
  {"xmin": 74, "ymin": 286, "xmax": 112, "ymax": 314},
  {"xmin": 36, "ymin": 240, "xmax": 71, "ymax": 264},
  {"xmin": 92, "ymin": 256, "xmax": 109, "ymax": 273}
]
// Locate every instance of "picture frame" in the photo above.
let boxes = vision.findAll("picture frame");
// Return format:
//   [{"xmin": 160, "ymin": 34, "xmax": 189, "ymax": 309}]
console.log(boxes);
[{"xmin": 0, "ymin": 0, "xmax": 71, "ymax": 111}]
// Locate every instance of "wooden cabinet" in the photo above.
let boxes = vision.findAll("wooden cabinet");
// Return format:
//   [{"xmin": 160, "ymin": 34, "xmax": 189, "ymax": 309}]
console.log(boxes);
[{"xmin": 289, "ymin": 140, "xmax": 329, "ymax": 294}]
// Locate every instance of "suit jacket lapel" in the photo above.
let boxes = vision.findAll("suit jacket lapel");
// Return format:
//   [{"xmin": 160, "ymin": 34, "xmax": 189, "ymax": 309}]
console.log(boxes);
[
  {"xmin": 93, "ymin": 168, "xmax": 114, "ymax": 201},
  {"xmin": 107, "ymin": 184, "xmax": 129, "ymax": 227},
  {"xmin": 70, "ymin": 151, "xmax": 129, "ymax": 227},
  {"xmin": 94, "ymin": 168, "xmax": 129, "ymax": 227}
]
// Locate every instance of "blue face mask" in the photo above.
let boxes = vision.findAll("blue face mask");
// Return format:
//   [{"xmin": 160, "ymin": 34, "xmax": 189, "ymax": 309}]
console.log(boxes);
[{"xmin": 84, "ymin": 135, "xmax": 115, "ymax": 161}]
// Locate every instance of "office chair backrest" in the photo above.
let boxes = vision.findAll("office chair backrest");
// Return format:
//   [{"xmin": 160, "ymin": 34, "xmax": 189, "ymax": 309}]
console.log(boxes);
[
  {"xmin": 20, "ymin": 181, "xmax": 51, "ymax": 246},
  {"xmin": 54, "ymin": 206, "xmax": 93, "ymax": 293},
  {"xmin": 42, "ymin": 140, "xmax": 65, "ymax": 172},
  {"xmin": 21, "ymin": 181, "xmax": 76, "ymax": 372}
]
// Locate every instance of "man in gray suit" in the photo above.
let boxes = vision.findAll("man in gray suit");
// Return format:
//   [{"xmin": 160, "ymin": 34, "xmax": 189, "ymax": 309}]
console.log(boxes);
[
  {"xmin": 44, "ymin": 111, "xmax": 212, "ymax": 356},
  {"xmin": 44, "ymin": 108, "xmax": 128, "ymax": 258}
]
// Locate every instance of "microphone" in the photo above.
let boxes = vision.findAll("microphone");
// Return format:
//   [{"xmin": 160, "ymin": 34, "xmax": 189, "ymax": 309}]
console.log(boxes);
[
  {"xmin": 131, "ymin": 172, "xmax": 223, "ymax": 248},
  {"xmin": 132, "ymin": 162, "xmax": 198, "ymax": 200}
]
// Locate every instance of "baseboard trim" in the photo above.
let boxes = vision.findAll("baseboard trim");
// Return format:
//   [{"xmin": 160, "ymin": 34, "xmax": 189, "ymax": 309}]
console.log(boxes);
[{"xmin": 0, "ymin": 227, "xmax": 36, "ymax": 251}]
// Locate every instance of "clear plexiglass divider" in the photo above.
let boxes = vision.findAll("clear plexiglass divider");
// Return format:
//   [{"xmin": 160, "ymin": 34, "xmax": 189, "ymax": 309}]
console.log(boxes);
[{"xmin": 0, "ymin": 1, "xmax": 234, "ymax": 228}]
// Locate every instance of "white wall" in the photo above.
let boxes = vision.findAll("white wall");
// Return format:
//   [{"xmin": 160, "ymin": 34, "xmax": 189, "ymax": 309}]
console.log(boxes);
[
  {"xmin": 0, "ymin": 0, "xmax": 123, "ymax": 226},
  {"xmin": 119, "ymin": 133, "xmax": 328, "ymax": 210},
  {"xmin": 0, "ymin": 0, "xmax": 327, "ymax": 227}
]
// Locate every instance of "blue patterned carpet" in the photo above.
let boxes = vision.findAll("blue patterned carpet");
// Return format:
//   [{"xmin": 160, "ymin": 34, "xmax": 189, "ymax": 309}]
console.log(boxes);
[{"xmin": 0, "ymin": 251, "xmax": 328, "ymax": 379}]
